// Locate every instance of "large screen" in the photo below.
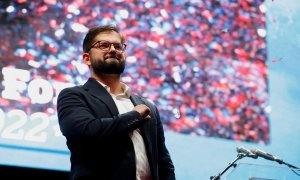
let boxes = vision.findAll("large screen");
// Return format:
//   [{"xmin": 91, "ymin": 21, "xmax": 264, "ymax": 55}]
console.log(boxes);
[{"xmin": 1, "ymin": 0, "xmax": 300, "ymax": 179}]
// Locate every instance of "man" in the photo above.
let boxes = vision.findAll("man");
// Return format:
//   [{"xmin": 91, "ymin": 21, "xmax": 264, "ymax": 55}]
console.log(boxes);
[{"xmin": 57, "ymin": 25, "xmax": 175, "ymax": 180}]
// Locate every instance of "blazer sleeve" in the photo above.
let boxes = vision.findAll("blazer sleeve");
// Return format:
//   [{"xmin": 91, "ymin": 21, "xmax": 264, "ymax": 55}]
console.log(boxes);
[
  {"xmin": 57, "ymin": 87, "xmax": 145, "ymax": 141},
  {"xmin": 140, "ymin": 97, "xmax": 176, "ymax": 180},
  {"xmin": 154, "ymin": 106, "xmax": 176, "ymax": 180}
]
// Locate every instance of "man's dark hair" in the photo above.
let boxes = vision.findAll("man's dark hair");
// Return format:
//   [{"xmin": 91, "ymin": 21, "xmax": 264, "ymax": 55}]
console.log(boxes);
[{"xmin": 82, "ymin": 25, "xmax": 125, "ymax": 53}]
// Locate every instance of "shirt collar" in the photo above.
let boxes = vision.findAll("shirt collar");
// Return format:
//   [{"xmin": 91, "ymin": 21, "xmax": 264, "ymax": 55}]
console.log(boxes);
[{"xmin": 97, "ymin": 80, "xmax": 131, "ymax": 98}]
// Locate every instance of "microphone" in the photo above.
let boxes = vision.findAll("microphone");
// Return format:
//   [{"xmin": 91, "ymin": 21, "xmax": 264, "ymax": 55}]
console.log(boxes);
[
  {"xmin": 236, "ymin": 146, "xmax": 258, "ymax": 158},
  {"xmin": 250, "ymin": 148, "xmax": 283, "ymax": 164}
]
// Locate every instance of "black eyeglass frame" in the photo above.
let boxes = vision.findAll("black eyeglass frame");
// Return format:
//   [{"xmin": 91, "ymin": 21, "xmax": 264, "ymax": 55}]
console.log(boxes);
[{"xmin": 87, "ymin": 40, "xmax": 127, "ymax": 52}]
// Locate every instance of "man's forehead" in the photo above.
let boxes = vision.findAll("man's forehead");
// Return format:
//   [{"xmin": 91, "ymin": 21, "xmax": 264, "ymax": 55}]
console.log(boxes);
[{"xmin": 95, "ymin": 31, "xmax": 122, "ymax": 41}]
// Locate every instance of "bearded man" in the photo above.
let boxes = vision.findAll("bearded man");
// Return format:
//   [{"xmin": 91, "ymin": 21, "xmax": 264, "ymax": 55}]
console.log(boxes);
[{"xmin": 57, "ymin": 25, "xmax": 175, "ymax": 180}]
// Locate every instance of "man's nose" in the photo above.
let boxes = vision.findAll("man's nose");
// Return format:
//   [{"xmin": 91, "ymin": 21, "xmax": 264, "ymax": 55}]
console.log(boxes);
[{"xmin": 109, "ymin": 44, "xmax": 117, "ymax": 52}]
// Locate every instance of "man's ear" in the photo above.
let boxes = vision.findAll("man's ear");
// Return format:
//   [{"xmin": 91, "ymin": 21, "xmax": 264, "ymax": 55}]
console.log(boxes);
[{"xmin": 83, "ymin": 53, "xmax": 91, "ymax": 66}]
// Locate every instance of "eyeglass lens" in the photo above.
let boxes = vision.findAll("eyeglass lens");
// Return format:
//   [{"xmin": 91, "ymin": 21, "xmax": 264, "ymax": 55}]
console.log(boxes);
[{"xmin": 97, "ymin": 41, "xmax": 125, "ymax": 51}]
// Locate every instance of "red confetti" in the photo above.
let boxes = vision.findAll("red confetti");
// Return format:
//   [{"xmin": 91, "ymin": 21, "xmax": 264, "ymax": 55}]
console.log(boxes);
[{"xmin": 271, "ymin": 58, "xmax": 283, "ymax": 63}]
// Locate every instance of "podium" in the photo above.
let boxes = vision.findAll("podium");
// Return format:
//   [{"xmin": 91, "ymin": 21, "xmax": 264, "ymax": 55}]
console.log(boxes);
[{"xmin": 226, "ymin": 163, "xmax": 300, "ymax": 180}]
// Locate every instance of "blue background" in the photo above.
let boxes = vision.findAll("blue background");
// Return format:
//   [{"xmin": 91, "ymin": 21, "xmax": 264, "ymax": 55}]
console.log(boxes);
[{"xmin": 166, "ymin": 0, "xmax": 300, "ymax": 179}]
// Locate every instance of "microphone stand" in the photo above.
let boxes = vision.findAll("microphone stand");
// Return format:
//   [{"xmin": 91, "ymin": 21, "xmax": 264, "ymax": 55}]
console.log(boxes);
[
  {"xmin": 271, "ymin": 156, "xmax": 300, "ymax": 170},
  {"xmin": 281, "ymin": 160, "xmax": 300, "ymax": 176},
  {"xmin": 283, "ymin": 161, "xmax": 300, "ymax": 169},
  {"xmin": 210, "ymin": 153, "xmax": 246, "ymax": 180}
]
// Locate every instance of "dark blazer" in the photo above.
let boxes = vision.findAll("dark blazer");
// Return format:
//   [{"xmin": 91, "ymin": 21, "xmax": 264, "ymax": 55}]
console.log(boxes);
[{"xmin": 57, "ymin": 78, "xmax": 175, "ymax": 180}]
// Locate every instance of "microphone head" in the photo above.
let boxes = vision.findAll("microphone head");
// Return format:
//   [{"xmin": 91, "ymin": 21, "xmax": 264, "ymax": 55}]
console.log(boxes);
[
  {"xmin": 236, "ymin": 146, "xmax": 246, "ymax": 152},
  {"xmin": 250, "ymin": 148, "xmax": 257, "ymax": 154},
  {"xmin": 236, "ymin": 146, "xmax": 258, "ymax": 159}
]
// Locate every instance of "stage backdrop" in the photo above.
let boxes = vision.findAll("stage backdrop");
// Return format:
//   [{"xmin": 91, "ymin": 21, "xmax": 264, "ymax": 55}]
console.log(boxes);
[{"xmin": 0, "ymin": 0, "xmax": 299, "ymax": 179}]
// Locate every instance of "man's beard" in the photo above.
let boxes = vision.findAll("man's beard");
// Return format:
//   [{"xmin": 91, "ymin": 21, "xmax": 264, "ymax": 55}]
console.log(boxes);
[{"xmin": 91, "ymin": 54, "xmax": 125, "ymax": 75}]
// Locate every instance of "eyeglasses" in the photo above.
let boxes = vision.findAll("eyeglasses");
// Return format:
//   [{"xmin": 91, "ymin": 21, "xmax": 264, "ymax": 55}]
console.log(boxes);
[{"xmin": 88, "ymin": 40, "xmax": 127, "ymax": 52}]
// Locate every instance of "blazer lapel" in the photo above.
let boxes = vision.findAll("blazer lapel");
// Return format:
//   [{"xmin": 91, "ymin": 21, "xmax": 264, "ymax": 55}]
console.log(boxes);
[
  {"xmin": 83, "ymin": 78, "xmax": 119, "ymax": 116},
  {"xmin": 129, "ymin": 94, "xmax": 143, "ymax": 106},
  {"xmin": 130, "ymin": 94, "xmax": 155, "ymax": 176},
  {"xmin": 130, "ymin": 94, "xmax": 152, "ymax": 138},
  {"xmin": 130, "ymin": 95, "xmax": 152, "ymax": 133}
]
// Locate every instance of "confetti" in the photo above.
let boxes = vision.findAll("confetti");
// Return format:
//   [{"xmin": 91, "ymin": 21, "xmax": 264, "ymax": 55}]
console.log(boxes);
[
  {"xmin": 271, "ymin": 57, "xmax": 283, "ymax": 63},
  {"xmin": 0, "ymin": 0, "xmax": 269, "ymax": 144}
]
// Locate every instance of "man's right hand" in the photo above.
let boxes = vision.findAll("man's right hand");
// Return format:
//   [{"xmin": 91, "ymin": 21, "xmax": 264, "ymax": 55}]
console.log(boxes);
[{"xmin": 133, "ymin": 104, "xmax": 151, "ymax": 120}]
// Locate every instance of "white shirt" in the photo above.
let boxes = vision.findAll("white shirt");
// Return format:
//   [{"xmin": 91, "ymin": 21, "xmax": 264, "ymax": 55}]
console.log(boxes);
[{"xmin": 97, "ymin": 81, "xmax": 151, "ymax": 180}]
